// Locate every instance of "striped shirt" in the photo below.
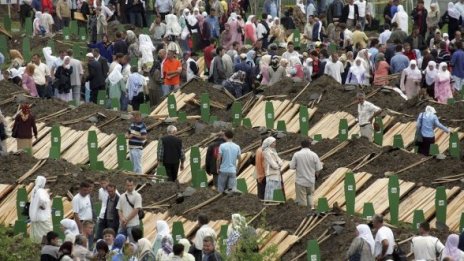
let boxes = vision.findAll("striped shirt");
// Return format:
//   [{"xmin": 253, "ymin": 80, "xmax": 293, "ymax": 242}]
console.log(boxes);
[{"xmin": 128, "ymin": 122, "xmax": 147, "ymax": 148}]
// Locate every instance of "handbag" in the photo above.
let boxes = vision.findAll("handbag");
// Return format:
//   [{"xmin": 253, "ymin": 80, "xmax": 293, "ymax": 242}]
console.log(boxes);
[
  {"xmin": 348, "ymin": 239, "xmax": 364, "ymax": 261},
  {"xmin": 125, "ymin": 194, "xmax": 145, "ymax": 220},
  {"xmin": 392, "ymin": 244, "xmax": 407, "ymax": 261},
  {"xmin": 414, "ymin": 113, "xmax": 424, "ymax": 144}
]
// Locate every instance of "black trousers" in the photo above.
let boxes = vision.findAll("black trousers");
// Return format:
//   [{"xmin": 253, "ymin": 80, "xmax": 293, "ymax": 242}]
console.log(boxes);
[
  {"xmin": 36, "ymin": 84, "xmax": 47, "ymax": 98},
  {"xmin": 417, "ymin": 136, "xmax": 435, "ymax": 156},
  {"xmin": 257, "ymin": 179, "xmax": 267, "ymax": 200},
  {"xmin": 189, "ymin": 246, "xmax": 202, "ymax": 261},
  {"xmin": 164, "ymin": 162, "xmax": 180, "ymax": 182},
  {"xmin": 131, "ymin": 92, "xmax": 145, "ymax": 111},
  {"xmin": 90, "ymin": 85, "xmax": 105, "ymax": 104}
]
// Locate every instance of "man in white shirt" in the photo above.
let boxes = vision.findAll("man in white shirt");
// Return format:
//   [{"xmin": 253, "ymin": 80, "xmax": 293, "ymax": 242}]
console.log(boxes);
[
  {"xmin": 41, "ymin": 10, "xmax": 54, "ymax": 35},
  {"xmin": 191, "ymin": 213, "xmax": 217, "ymax": 260},
  {"xmin": 117, "ymin": 178, "xmax": 142, "ymax": 243},
  {"xmin": 355, "ymin": 0, "xmax": 367, "ymax": 30},
  {"xmin": 379, "ymin": 24, "xmax": 392, "ymax": 45},
  {"xmin": 31, "ymin": 53, "xmax": 51, "ymax": 98},
  {"xmin": 96, "ymin": 176, "xmax": 119, "ymax": 240},
  {"xmin": 289, "ymin": 139, "xmax": 323, "ymax": 209},
  {"xmin": 373, "ymin": 214, "xmax": 395, "ymax": 260},
  {"xmin": 72, "ymin": 181, "xmax": 93, "ymax": 233},
  {"xmin": 455, "ymin": 0, "xmax": 464, "ymax": 21},
  {"xmin": 411, "ymin": 222, "xmax": 444, "ymax": 260},
  {"xmin": 282, "ymin": 42, "xmax": 300, "ymax": 62},
  {"xmin": 324, "ymin": 52, "xmax": 344, "ymax": 84},
  {"xmin": 156, "ymin": 0, "xmax": 173, "ymax": 21},
  {"xmin": 67, "ymin": 49, "xmax": 84, "ymax": 104},
  {"xmin": 357, "ymin": 92, "xmax": 382, "ymax": 142}
]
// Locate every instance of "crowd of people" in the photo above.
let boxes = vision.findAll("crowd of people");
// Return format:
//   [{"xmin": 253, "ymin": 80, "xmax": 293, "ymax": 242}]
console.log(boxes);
[{"xmin": 0, "ymin": 0, "xmax": 464, "ymax": 260}]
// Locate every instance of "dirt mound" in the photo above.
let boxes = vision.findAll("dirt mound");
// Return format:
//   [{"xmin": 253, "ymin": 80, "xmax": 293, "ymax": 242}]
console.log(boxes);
[
  {"xmin": 1, "ymin": 95, "xmax": 70, "ymax": 119},
  {"xmin": 257, "ymin": 200, "xmax": 309, "ymax": 232},
  {"xmin": 182, "ymin": 103, "xmax": 231, "ymax": 123},
  {"xmin": 260, "ymin": 78, "xmax": 307, "ymax": 100},
  {"xmin": 181, "ymin": 79, "xmax": 234, "ymax": 107},
  {"xmin": 168, "ymin": 188, "xmax": 219, "ymax": 217},
  {"xmin": 0, "ymin": 80, "xmax": 25, "ymax": 100}
]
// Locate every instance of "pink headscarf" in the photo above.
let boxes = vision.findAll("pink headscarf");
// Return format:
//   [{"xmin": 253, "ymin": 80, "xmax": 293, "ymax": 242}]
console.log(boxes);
[{"xmin": 443, "ymin": 234, "xmax": 461, "ymax": 261}]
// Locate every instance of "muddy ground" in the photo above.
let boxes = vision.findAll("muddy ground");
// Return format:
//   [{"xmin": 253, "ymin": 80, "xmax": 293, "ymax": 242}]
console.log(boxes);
[{"xmin": 181, "ymin": 78, "xmax": 235, "ymax": 107}]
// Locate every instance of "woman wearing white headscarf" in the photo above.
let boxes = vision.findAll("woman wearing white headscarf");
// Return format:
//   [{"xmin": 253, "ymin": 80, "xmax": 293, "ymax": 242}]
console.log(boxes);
[
  {"xmin": 54, "ymin": 56, "xmax": 73, "ymax": 102},
  {"xmin": 400, "ymin": 60, "xmax": 422, "ymax": 99},
  {"xmin": 226, "ymin": 213, "xmax": 250, "ymax": 256},
  {"xmin": 434, "ymin": 62, "xmax": 453, "ymax": 104},
  {"xmin": 33, "ymin": 11, "xmax": 44, "ymax": 37},
  {"xmin": 270, "ymin": 17, "xmax": 286, "ymax": 47},
  {"xmin": 346, "ymin": 58, "xmax": 366, "ymax": 85},
  {"xmin": 423, "ymin": 61, "xmax": 437, "ymax": 98},
  {"xmin": 174, "ymin": 239, "xmax": 195, "ymax": 261},
  {"xmin": 60, "ymin": 218, "xmax": 79, "ymax": 243},
  {"xmin": 426, "ymin": 3, "xmax": 440, "ymax": 36},
  {"xmin": 346, "ymin": 224, "xmax": 375, "ymax": 260},
  {"xmin": 391, "ymin": 5, "xmax": 408, "ymax": 33},
  {"xmin": 262, "ymin": 137, "xmax": 283, "ymax": 201},
  {"xmin": 416, "ymin": 105, "xmax": 450, "ymax": 156},
  {"xmin": 138, "ymin": 238, "xmax": 156, "ymax": 260},
  {"xmin": 356, "ymin": 49, "xmax": 371, "ymax": 85},
  {"xmin": 259, "ymin": 55, "xmax": 272, "ymax": 86},
  {"xmin": 165, "ymin": 14, "xmax": 182, "ymax": 38},
  {"xmin": 443, "ymin": 3, "xmax": 462, "ymax": 40},
  {"xmin": 138, "ymin": 34, "xmax": 156, "ymax": 71},
  {"xmin": 226, "ymin": 12, "xmax": 243, "ymax": 47},
  {"xmin": 106, "ymin": 63, "xmax": 125, "ymax": 109},
  {"xmin": 152, "ymin": 220, "xmax": 173, "ymax": 256},
  {"xmin": 29, "ymin": 176, "xmax": 52, "ymax": 243}
]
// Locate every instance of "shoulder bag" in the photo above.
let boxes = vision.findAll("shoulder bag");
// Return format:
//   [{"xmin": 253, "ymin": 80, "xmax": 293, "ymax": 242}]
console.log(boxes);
[
  {"xmin": 414, "ymin": 113, "xmax": 424, "ymax": 145},
  {"xmin": 125, "ymin": 193, "xmax": 145, "ymax": 220}
]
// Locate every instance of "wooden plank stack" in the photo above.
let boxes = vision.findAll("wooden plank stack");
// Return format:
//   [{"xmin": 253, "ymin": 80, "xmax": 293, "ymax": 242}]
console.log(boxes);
[
  {"xmin": 433, "ymin": 128, "xmax": 464, "ymax": 153},
  {"xmin": 150, "ymin": 92, "xmax": 196, "ymax": 117},
  {"xmin": 286, "ymin": 106, "xmax": 317, "ymax": 133},
  {"xmin": 349, "ymin": 178, "xmax": 415, "ymax": 214},
  {"xmin": 245, "ymin": 100, "xmax": 293, "ymax": 128},
  {"xmin": 383, "ymin": 122, "xmax": 416, "ymax": 147},
  {"xmin": 141, "ymin": 141, "xmax": 159, "ymax": 174},
  {"xmin": 6, "ymin": 122, "xmax": 51, "ymax": 152},
  {"xmin": 348, "ymin": 115, "xmax": 395, "ymax": 137},
  {"xmin": 387, "ymin": 186, "xmax": 460, "ymax": 224},
  {"xmin": 308, "ymin": 112, "xmax": 356, "ymax": 139},
  {"xmin": 313, "ymin": 168, "xmax": 371, "ymax": 208},
  {"xmin": 0, "ymin": 183, "xmax": 33, "ymax": 226},
  {"xmin": 33, "ymin": 126, "xmax": 85, "ymax": 159},
  {"xmin": 62, "ymin": 126, "xmax": 116, "ymax": 165},
  {"xmin": 97, "ymin": 138, "xmax": 125, "ymax": 170}
]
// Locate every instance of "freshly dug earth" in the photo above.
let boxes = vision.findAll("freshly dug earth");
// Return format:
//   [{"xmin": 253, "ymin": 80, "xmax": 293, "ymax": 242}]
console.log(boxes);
[
  {"xmin": 316, "ymin": 138, "xmax": 382, "ymax": 185},
  {"xmin": 181, "ymin": 79, "xmax": 234, "ymax": 107},
  {"xmin": 1, "ymin": 96, "xmax": 70, "ymax": 119},
  {"xmin": 172, "ymin": 191, "xmax": 264, "ymax": 221},
  {"xmin": 255, "ymin": 200, "xmax": 309, "ymax": 232},
  {"xmin": 182, "ymin": 103, "xmax": 231, "ymax": 122},
  {"xmin": 260, "ymin": 78, "xmax": 307, "ymax": 100},
  {"xmin": 168, "ymin": 188, "xmax": 219, "ymax": 217},
  {"xmin": 0, "ymin": 80, "xmax": 25, "ymax": 100}
]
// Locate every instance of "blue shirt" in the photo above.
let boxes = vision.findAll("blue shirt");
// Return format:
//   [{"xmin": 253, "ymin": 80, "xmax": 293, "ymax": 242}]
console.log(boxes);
[
  {"xmin": 205, "ymin": 16, "xmax": 220, "ymax": 39},
  {"xmin": 451, "ymin": 49, "xmax": 464, "ymax": 78},
  {"xmin": 390, "ymin": 53, "xmax": 409, "ymax": 73},
  {"xmin": 218, "ymin": 141, "xmax": 241, "ymax": 173},
  {"xmin": 417, "ymin": 113, "xmax": 449, "ymax": 138},
  {"xmin": 390, "ymin": 5, "xmax": 398, "ymax": 18}
]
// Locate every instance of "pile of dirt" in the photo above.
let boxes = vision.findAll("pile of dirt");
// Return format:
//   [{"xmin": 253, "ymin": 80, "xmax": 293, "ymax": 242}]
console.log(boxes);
[
  {"xmin": 260, "ymin": 78, "xmax": 307, "ymax": 100},
  {"xmin": 256, "ymin": 200, "xmax": 309, "ymax": 232},
  {"xmin": 47, "ymin": 103, "xmax": 121, "ymax": 131},
  {"xmin": 177, "ymin": 192, "xmax": 264, "ymax": 221},
  {"xmin": 168, "ymin": 188, "xmax": 219, "ymax": 217},
  {"xmin": 0, "ymin": 80, "xmax": 25, "ymax": 100},
  {"xmin": 138, "ymin": 182, "xmax": 185, "ymax": 208},
  {"xmin": 1, "ymin": 96, "xmax": 70, "ymax": 119},
  {"xmin": 181, "ymin": 103, "xmax": 231, "ymax": 123},
  {"xmin": 317, "ymin": 138, "xmax": 382, "ymax": 183},
  {"xmin": 181, "ymin": 79, "xmax": 234, "ymax": 107}
]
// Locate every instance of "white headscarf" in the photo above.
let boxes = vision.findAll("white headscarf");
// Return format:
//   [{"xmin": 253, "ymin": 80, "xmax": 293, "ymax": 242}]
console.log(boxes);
[
  {"xmin": 227, "ymin": 213, "xmax": 247, "ymax": 236},
  {"xmin": 260, "ymin": 54, "xmax": 271, "ymax": 67},
  {"xmin": 29, "ymin": 176, "xmax": 51, "ymax": 222},
  {"xmin": 262, "ymin": 136, "xmax": 276, "ymax": 150},
  {"xmin": 156, "ymin": 220, "xmax": 171, "ymax": 238},
  {"xmin": 425, "ymin": 105, "xmax": 436, "ymax": 116},
  {"xmin": 228, "ymin": 12, "xmax": 238, "ymax": 22},
  {"xmin": 187, "ymin": 13, "xmax": 198, "ymax": 27},
  {"xmin": 437, "ymin": 62, "xmax": 450, "ymax": 81},
  {"xmin": 349, "ymin": 58, "xmax": 366, "ymax": 83},
  {"xmin": 165, "ymin": 14, "xmax": 182, "ymax": 36},
  {"xmin": 448, "ymin": 3, "xmax": 461, "ymax": 20},
  {"xmin": 63, "ymin": 56, "xmax": 71, "ymax": 69},
  {"xmin": 424, "ymin": 61, "xmax": 438, "ymax": 85},
  {"xmin": 107, "ymin": 64, "xmax": 123, "ymax": 85},
  {"xmin": 138, "ymin": 34, "xmax": 155, "ymax": 64},
  {"xmin": 297, "ymin": 0, "xmax": 306, "ymax": 14},
  {"xmin": 404, "ymin": 60, "xmax": 422, "ymax": 79},
  {"xmin": 246, "ymin": 15, "xmax": 255, "ymax": 24},
  {"xmin": 60, "ymin": 218, "xmax": 79, "ymax": 235},
  {"xmin": 42, "ymin": 47, "xmax": 57, "ymax": 70},
  {"xmin": 137, "ymin": 238, "xmax": 153, "ymax": 258},
  {"xmin": 392, "ymin": 5, "xmax": 408, "ymax": 32},
  {"xmin": 356, "ymin": 224, "xmax": 375, "ymax": 255}
]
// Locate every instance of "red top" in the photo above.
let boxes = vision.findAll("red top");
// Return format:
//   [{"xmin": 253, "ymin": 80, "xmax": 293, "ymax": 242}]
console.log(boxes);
[
  {"xmin": 403, "ymin": 50, "xmax": 417, "ymax": 61},
  {"xmin": 163, "ymin": 58, "xmax": 182, "ymax": 86},
  {"xmin": 204, "ymin": 45, "xmax": 215, "ymax": 71}
]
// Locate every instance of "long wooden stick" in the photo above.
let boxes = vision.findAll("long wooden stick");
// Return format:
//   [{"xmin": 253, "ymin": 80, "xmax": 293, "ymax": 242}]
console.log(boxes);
[
  {"xmin": 395, "ymin": 157, "xmax": 433, "ymax": 175},
  {"xmin": 320, "ymin": 141, "xmax": 350, "ymax": 161},
  {"xmin": 298, "ymin": 214, "xmax": 330, "ymax": 241},
  {"xmin": 247, "ymin": 207, "xmax": 267, "ymax": 225},
  {"xmin": 294, "ymin": 216, "xmax": 309, "ymax": 236},
  {"xmin": 353, "ymin": 152, "xmax": 383, "ymax": 171},
  {"xmin": 290, "ymin": 83, "xmax": 310, "ymax": 104},
  {"xmin": 97, "ymin": 116, "xmax": 119, "ymax": 129}
]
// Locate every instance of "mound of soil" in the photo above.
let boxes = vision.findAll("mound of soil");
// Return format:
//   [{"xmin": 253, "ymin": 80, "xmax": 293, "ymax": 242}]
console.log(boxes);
[
  {"xmin": 182, "ymin": 103, "xmax": 231, "ymax": 123},
  {"xmin": 257, "ymin": 200, "xmax": 309, "ymax": 232},
  {"xmin": 260, "ymin": 78, "xmax": 308, "ymax": 100},
  {"xmin": 0, "ymin": 80, "xmax": 25, "ymax": 100},
  {"xmin": 1, "ymin": 96, "xmax": 70, "ymax": 119},
  {"xmin": 317, "ymin": 138, "xmax": 382, "ymax": 183},
  {"xmin": 181, "ymin": 79, "xmax": 234, "ymax": 107},
  {"xmin": 168, "ymin": 188, "xmax": 219, "ymax": 217}
]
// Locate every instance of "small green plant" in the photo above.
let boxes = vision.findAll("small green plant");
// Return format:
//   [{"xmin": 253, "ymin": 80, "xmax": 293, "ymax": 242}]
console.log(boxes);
[{"xmin": 0, "ymin": 225, "xmax": 41, "ymax": 261}]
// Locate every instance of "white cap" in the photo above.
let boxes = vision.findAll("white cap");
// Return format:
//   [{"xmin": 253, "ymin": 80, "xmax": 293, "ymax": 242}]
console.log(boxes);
[
  {"xmin": 240, "ymin": 53, "xmax": 247, "ymax": 59},
  {"xmin": 86, "ymin": 53, "xmax": 94, "ymax": 58}
]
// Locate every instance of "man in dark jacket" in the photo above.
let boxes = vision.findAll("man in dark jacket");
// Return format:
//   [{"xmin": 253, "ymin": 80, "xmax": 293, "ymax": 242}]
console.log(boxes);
[
  {"xmin": 233, "ymin": 53, "xmax": 253, "ymax": 93},
  {"xmin": 113, "ymin": 32, "xmax": 128, "ymax": 55},
  {"xmin": 101, "ymin": 183, "xmax": 119, "ymax": 237},
  {"xmin": 411, "ymin": 0, "xmax": 427, "ymax": 38},
  {"xmin": 341, "ymin": 0, "xmax": 359, "ymax": 28},
  {"xmin": 205, "ymin": 133, "xmax": 226, "ymax": 188},
  {"xmin": 158, "ymin": 125, "xmax": 185, "ymax": 182},
  {"xmin": 86, "ymin": 53, "xmax": 105, "ymax": 103},
  {"xmin": 327, "ymin": 0, "xmax": 344, "ymax": 24},
  {"xmin": 92, "ymin": 48, "xmax": 109, "ymax": 78}
]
